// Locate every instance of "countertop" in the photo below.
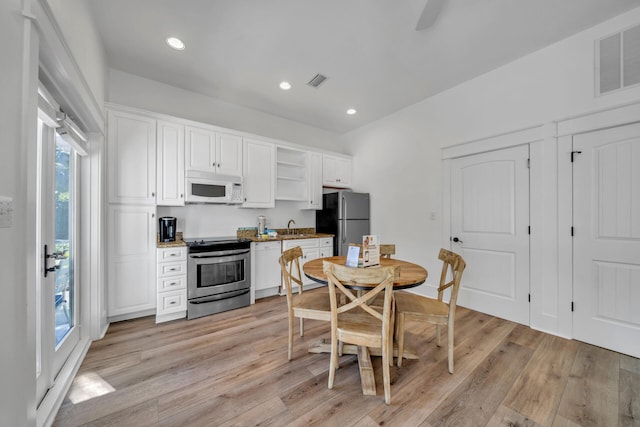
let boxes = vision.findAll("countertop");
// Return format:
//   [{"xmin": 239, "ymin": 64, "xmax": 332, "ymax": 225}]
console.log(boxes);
[
  {"xmin": 237, "ymin": 228, "xmax": 334, "ymax": 243},
  {"xmin": 157, "ymin": 232, "xmax": 187, "ymax": 248}
]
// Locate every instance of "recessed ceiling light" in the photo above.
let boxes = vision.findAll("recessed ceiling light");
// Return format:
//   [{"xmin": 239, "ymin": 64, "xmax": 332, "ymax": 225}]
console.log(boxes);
[
  {"xmin": 166, "ymin": 37, "xmax": 185, "ymax": 50},
  {"xmin": 279, "ymin": 81, "xmax": 292, "ymax": 90},
  {"xmin": 346, "ymin": 108, "xmax": 357, "ymax": 115}
]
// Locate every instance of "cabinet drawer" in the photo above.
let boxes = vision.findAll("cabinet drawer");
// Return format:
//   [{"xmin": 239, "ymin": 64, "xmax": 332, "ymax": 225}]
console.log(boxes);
[
  {"xmin": 157, "ymin": 247, "xmax": 187, "ymax": 261},
  {"xmin": 282, "ymin": 238, "xmax": 318, "ymax": 251},
  {"xmin": 157, "ymin": 289, "xmax": 187, "ymax": 314},
  {"xmin": 157, "ymin": 261, "xmax": 186, "ymax": 277},
  {"xmin": 319, "ymin": 238, "xmax": 333, "ymax": 247},
  {"xmin": 157, "ymin": 275, "xmax": 186, "ymax": 292}
]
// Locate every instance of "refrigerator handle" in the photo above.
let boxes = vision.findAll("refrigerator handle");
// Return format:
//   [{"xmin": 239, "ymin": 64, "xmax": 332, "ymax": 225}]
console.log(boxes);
[{"xmin": 342, "ymin": 196, "xmax": 347, "ymax": 244}]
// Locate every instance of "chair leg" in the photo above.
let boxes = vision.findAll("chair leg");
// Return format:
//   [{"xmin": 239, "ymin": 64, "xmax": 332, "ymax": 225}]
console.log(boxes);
[
  {"xmin": 288, "ymin": 314, "xmax": 294, "ymax": 361},
  {"xmin": 382, "ymin": 335, "xmax": 391, "ymax": 405},
  {"xmin": 447, "ymin": 321, "xmax": 454, "ymax": 374},
  {"xmin": 436, "ymin": 324, "xmax": 442, "ymax": 347},
  {"xmin": 300, "ymin": 317, "xmax": 304, "ymax": 337},
  {"xmin": 388, "ymin": 301, "xmax": 395, "ymax": 366},
  {"xmin": 328, "ymin": 330, "xmax": 338, "ymax": 389},
  {"xmin": 395, "ymin": 313, "xmax": 405, "ymax": 367}
]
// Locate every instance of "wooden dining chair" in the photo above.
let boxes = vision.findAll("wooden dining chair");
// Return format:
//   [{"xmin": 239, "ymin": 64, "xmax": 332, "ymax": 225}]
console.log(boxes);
[
  {"xmin": 279, "ymin": 246, "xmax": 331, "ymax": 361},
  {"xmin": 380, "ymin": 244, "xmax": 396, "ymax": 258},
  {"xmin": 323, "ymin": 261, "xmax": 396, "ymax": 404},
  {"xmin": 393, "ymin": 248, "xmax": 466, "ymax": 373}
]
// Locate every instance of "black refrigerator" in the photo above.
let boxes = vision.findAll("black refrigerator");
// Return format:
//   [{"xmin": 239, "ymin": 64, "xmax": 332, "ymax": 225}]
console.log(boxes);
[{"xmin": 316, "ymin": 191, "xmax": 370, "ymax": 256}]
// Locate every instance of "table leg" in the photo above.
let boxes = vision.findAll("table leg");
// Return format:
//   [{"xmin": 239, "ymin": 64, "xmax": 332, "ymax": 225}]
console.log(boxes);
[{"xmin": 357, "ymin": 346, "xmax": 377, "ymax": 396}]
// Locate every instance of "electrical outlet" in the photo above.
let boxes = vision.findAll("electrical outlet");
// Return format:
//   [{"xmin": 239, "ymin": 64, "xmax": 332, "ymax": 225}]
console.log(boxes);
[{"xmin": 0, "ymin": 196, "xmax": 14, "ymax": 228}]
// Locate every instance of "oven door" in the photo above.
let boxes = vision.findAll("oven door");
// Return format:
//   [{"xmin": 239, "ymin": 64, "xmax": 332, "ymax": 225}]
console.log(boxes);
[{"xmin": 187, "ymin": 249, "xmax": 251, "ymax": 300}]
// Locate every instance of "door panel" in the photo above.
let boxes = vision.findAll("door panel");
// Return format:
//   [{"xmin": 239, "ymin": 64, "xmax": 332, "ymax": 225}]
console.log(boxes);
[
  {"xmin": 451, "ymin": 145, "xmax": 530, "ymax": 325},
  {"xmin": 573, "ymin": 123, "xmax": 640, "ymax": 357}
]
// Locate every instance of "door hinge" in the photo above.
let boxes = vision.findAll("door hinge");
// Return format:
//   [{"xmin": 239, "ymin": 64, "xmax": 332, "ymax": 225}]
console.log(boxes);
[
  {"xmin": 527, "ymin": 158, "xmax": 530, "ymax": 168},
  {"xmin": 571, "ymin": 301, "xmax": 574, "ymax": 312},
  {"xmin": 571, "ymin": 226, "xmax": 574, "ymax": 236},
  {"xmin": 528, "ymin": 293, "xmax": 531, "ymax": 302},
  {"xmin": 528, "ymin": 226, "xmax": 531, "ymax": 235},
  {"xmin": 571, "ymin": 150, "xmax": 582, "ymax": 162}
]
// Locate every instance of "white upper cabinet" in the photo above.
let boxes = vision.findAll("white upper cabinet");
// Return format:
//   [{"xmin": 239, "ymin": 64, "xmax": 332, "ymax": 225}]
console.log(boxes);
[
  {"xmin": 243, "ymin": 138, "xmax": 275, "ymax": 208},
  {"xmin": 216, "ymin": 132, "xmax": 243, "ymax": 176},
  {"xmin": 107, "ymin": 110, "xmax": 157, "ymax": 205},
  {"xmin": 305, "ymin": 151, "xmax": 323, "ymax": 210},
  {"xmin": 323, "ymin": 154, "xmax": 352, "ymax": 188},
  {"xmin": 156, "ymin": 120, "xmax": 185, "ymax": 206},
  {"xmin": 185, "ymin": 126, "xmax": 243, "ymax": 176}
]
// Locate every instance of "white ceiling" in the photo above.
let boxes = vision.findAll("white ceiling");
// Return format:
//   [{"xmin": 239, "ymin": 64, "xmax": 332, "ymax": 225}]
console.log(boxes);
[{"xmin": 87, "ymin": 0, "xmax": 640, "ymax": 134}]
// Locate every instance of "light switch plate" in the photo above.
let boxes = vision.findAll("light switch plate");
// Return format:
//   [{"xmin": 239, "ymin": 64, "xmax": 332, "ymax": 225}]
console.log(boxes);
[{"xmin": 0, "ymin": 196, "xmax": 14, "ymax": 228}]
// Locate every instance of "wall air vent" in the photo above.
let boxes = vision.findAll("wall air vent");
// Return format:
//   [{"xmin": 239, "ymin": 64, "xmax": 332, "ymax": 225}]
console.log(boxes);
[
  {"xmin": 307, "ymin": 73, "xmax": 328, "ymax": 88},
  {"xmin": 597, "ymin": 24, "xmax": 640, "ymax": 95}
]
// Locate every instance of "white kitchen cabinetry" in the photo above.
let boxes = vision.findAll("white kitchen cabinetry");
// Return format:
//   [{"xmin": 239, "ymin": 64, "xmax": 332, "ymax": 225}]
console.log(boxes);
[
  {"xmin": 319, "ymin": 237, "xmax": 333, "ymax": 257},
  {"xmin": 276, "ymin": 146, "xmax": 307, "ymax": 201},
  {"xmin": 305, "ymin": 152, "xmax": 323, "ymax": 210},
  {"xmin": 107, "ymin": 205, "xmax": 157, "ymax": 319},
  {"xmin": 185, "ymin": 126, "xmax": 243, "ymax": 176},
  {"xmin": 323, "ymin": 154, "xmax": 352, "ymax": 188},
  {"xmin": 253, "ymin": 241, "xmax": 282, "ymax": 300},
  {"xmin": 156, "ymin": 120, "xmax": 185, "ymax": 206},
  {"xmin": 155, "ymin": 246, "xmax": 187, "ymax": 323},
  {"xmin": 243, "ymin": 138, "xmax": 275, "ymax": 208},
  {"xmin": 282, "ymin": 237, "xmax": 333, "ymax": 288},
  {"xmin": 107, "ymin": 109, "xmax": 157, "ymax": 205}
]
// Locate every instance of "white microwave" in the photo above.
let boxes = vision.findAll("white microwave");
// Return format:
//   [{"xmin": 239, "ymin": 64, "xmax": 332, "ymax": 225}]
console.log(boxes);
[{"xmin": 185, "ymin": 171, "xmax": 244, "ymax": 204}]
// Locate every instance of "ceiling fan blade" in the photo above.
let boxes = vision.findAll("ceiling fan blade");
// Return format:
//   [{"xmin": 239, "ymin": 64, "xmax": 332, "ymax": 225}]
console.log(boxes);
[{"xmin": 416, "ymin": 0, "xmax": 445, "ymax": 31}]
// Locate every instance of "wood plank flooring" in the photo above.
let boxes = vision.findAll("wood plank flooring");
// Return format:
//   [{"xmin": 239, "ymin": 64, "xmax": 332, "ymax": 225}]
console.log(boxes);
[{"xmin": 53, "ymin": 291, "xmax": 640, "ymax": 426}]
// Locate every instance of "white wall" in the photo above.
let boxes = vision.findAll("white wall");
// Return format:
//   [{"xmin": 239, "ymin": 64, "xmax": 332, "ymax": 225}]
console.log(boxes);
[
  {"xmin": 343, "ymin": 7, "xmax": 640, "ymax": 301},
  {"xmin": 46, "ymin": 0, "xmax": 108, "ymax": 109},
  {"xmin": 1, "ymin": 1, "xmax": 35, "ymax": 425},
  {"xmin": 158, "ymin": 201, "xmax": 316, "ymax": 239},
  {"xmin": 109, "ymin": 69, "xmax": 346, "ymax": 154}
]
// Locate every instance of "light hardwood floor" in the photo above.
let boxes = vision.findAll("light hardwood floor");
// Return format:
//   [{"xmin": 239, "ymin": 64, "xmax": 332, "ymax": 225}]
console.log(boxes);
[{"xmin": 54, "ymin": 290, "xmax": 640, "ymax": 426}]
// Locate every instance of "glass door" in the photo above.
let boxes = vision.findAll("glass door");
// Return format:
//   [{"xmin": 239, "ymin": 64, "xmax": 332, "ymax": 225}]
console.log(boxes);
[{"xmin": 35, "ymin": 116, "xmax": 80, "ymax": 405}]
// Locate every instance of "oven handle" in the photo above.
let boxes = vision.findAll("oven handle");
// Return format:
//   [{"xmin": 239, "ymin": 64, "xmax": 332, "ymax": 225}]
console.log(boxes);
[
  {"xmin": 188, "ymin": 288, "xmax": 250, "ymax": 304},
  {"xmin": 189, "ymin": 249, "xmax": 250, "ymax": 258}
]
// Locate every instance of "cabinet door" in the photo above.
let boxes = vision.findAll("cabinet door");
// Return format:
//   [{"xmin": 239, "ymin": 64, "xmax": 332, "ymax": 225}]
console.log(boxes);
[
  {"xmin": 107, "ymin": 205, "xmax": 156, "ymax": 317},
  {"xmin": 107, "ymin": 110, "xmax": 157, "ymax": 204},
  {"xmin": 243, "ymin": 138, "xmax": 275, "ymax": 208},
  {"xmin": 217, "ymin": 132, "xmax": 243, "ymax": 176},
  {"xmin": 306, "ymin": 152, "xmax": 322, "ymax": 209},
  {"xmin": 185, "ymin": 126, "xmax": 217, "ymax": 173},
  {"xmin": 322, "ymin": 154, "xmax": 352, "ymax": 188},
  {"xmin": 157, "ymin": 120, "xmax": 185, "ymax": 206},
  {"xmin": 301, "ymin": 247, "xmax": 320, "ymax": 286}
]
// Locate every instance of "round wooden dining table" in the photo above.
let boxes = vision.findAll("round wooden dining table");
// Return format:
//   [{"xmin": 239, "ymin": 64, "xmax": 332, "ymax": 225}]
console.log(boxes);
[
  {"xmin": 303, "ymin": 256, "xmax": 428, "ymax": 290},
  {"xmin": 302, "ymin": 255, "xmax": 428, "ymax": 397}
]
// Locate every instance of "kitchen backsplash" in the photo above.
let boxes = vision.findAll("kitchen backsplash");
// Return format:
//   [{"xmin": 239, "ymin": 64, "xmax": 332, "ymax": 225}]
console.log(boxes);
[{"xmin": 157, "ymin": 201, "xmax": 316, "ymax": 238}]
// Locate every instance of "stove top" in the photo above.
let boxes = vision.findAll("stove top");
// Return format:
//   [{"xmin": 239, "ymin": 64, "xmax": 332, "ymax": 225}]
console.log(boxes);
[{"xmin": 184, "ymin": 236, "xmax": 251, "ymax": 252}]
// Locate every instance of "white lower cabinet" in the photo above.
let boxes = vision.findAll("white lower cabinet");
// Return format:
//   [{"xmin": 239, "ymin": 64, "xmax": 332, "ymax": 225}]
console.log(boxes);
[
  {"xmin": 156, "ymin": 246, "xmax": 187, "ymax": 323},
  {"xmin": 253, "ymin": 241, "xmax": 282, "ymax": 300},
  {"xmin": 282, "ymin": 237, "xmax": 333, "ymax": 288},
  {"xmin": 107, "ymin": 205, "xmax": 157, "ymax": 319}
]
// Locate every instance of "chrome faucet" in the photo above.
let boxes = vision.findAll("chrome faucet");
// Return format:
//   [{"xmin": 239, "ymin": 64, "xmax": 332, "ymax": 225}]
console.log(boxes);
[{"xmin": 287, "ymin": 219, "xmax": 296, "ymax": 234}]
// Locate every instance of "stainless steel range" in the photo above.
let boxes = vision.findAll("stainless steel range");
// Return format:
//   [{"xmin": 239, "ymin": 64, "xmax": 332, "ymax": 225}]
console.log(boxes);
[{"xmin": 185, "ymin": 237, "xmax": 251, "ymax": 319}]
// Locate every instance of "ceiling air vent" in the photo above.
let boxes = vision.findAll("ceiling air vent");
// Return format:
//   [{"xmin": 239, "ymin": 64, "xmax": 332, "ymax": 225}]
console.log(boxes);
[
  {"xmin": 597, "ymin": 24, "xmax": 640, "ymax": 95},
  {"xmin": 307, "ymin": 73, "xmax": 328, "ymax": 88}
]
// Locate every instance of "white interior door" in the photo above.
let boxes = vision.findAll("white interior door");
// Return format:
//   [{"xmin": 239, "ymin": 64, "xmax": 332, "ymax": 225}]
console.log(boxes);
[
  {"xmin": 572, "ymin": 123, "xmax": 640, "ymax": 357},
  {"xmin": 450, "ymin": 145, "xmax": 530, "ymax": 325}
]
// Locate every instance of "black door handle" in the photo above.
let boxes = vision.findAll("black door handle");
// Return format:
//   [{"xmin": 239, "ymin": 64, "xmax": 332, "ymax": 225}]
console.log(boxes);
[{"xmin": 452, "ymin": 237, "xmax": 463, "ymax": 243}]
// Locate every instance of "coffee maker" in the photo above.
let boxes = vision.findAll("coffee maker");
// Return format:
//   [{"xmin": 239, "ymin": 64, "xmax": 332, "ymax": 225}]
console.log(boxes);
[{"xmin": 159, "ymin": 217, "xmax": 177, "ymax": 242}]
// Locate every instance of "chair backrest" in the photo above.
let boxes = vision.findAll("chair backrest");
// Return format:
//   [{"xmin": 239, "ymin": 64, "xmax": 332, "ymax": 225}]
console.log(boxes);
[
  {"xmin": 323, "ymin": 261, "xmax": 396, "ymax": 324},
  {"xmin": 279, "ymin": 246, "xmax": 304, "ymax": 299},
  {"xmin": 436, "ymin": 248, "xmax": 466, "ymax": 311},
  {"xmin": 380, "ymin": 244, "xmax": 396, "ymax": 259}
]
